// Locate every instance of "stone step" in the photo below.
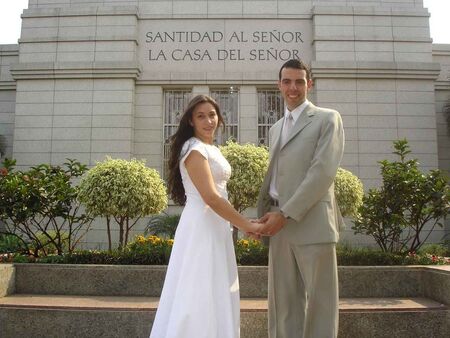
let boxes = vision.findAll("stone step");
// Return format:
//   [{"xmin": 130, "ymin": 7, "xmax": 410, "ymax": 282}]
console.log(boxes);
[
  {"xmin": 0, "ymin": 295, "xmax": 448, "ymax": 338},
  {"xmin": 0, "ymin": 294, "xmax": 447, "ymax": 312}
]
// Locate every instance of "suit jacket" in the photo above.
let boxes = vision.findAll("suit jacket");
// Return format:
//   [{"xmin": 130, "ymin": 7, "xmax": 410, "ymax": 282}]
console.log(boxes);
[{"xmin": 257, "ymin": 102, "xmax": 345, "ymax": 245}]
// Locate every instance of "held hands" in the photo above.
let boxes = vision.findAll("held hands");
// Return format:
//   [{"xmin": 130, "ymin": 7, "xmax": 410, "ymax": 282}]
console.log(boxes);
[
  {"xmin": 246, "ymin": 211, "xmax": 288, "ymax": 238},
  {"xmin": 245, "ymin": 219, "xmax": 265, "ymax": 240},
  {"xmin": 258, "ymin": 211, "xmax": 288, "ymax": 236}
]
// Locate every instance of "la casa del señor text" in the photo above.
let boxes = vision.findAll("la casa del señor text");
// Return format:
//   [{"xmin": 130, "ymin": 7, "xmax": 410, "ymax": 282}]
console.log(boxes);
[{"xmin": 146, "ymin": 30, "xmax": 304, "ymax": 61}]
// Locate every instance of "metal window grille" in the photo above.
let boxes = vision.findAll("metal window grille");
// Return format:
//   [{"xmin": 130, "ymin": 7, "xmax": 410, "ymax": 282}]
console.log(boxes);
[
  {"xmin": 257, "ymin": 90, "xmax": 284, "ymax": 146},
  {"xmin": 210, "ymin": 88, "xmax": 239, "ymax": 145},
  {"xmin": 163, "ymin": 90, "xmax": 192, "ymax": 179}
]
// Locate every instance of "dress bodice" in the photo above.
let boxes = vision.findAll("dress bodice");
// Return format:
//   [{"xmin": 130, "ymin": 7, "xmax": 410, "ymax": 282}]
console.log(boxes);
[{"xmin": 180, "ymin": 137, "xmax": 232, "ymax": 201}]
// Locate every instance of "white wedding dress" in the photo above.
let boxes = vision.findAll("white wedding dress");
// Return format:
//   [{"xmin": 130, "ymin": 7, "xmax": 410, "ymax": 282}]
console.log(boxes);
[{"xmin": 150, "ymin": 137, "xmax": 240, "ymax": 338}]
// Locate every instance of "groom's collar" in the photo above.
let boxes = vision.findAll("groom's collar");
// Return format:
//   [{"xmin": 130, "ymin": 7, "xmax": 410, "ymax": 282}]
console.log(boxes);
[{"xmin": 285, "ymin": 100, "xmax": 309, "ymax": 123}]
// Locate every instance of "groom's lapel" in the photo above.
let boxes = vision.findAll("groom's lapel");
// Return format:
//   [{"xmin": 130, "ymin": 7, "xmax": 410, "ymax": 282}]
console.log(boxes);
[
  {"xmin": 268, "ymin": 121, "xmax": 282, "ymax": 159},
  {"xmin": 265, "ymin": 122, "xmax": 282, "ymax": 178}
]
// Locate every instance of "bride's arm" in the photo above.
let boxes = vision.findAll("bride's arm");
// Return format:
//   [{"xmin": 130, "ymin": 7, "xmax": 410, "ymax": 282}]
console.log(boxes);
[{"xmin": 185, "ymin": 150, "xmax": 261, "ymax": 234}]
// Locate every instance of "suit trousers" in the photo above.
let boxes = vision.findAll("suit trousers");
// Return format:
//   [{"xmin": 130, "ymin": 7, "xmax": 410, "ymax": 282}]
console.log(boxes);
[{"xmin": 268, "ymin": 213, "xmax": 339, "ymax": 338}]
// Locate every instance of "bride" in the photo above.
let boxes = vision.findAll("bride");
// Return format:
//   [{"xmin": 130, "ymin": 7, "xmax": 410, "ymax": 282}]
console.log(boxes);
[{"xmin": 149, "ymin": 94, "xmax": 263, "ymax": 338}]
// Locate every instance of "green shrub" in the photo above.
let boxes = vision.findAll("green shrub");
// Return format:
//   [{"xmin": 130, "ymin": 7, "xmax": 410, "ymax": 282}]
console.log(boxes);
[
  {"xmin": 29, "ymin": 231, "xmax": 69, "ymax": 256},
  {"xmin": 0, "ymin": 159, "xmax": 93, "ymax": 257},
  {"xmin": 337, "ymin": 246, "xmax": 405, "ymax": 265},
  {"xmin": 353, "ymin": 139, "xmax": 449, "ymax": 253},
  {"xmin": 334, "ymin": 168, "xmax": 363, "ymax": 218},
  {"xmin": 0, "ymin": 234, "xmax": 26, "ymax": 254},
  {"xmin": 35, "ymin": 254, "xmax": 66, "ymax": 264},
  {"xmin": 78, "ymin": 157, "xmax": 168, "ymax": 251},
  {"xmin": 336, "ymin": 244, "xmax": 449, "ymax": 265},
  {"xmin": 11, "ymin": 255, "xmax": 31, "ymax": 263},
  {"xmin": 145, "ymin": 213, "xmax": 180, "ymax": 239},
  {"xmin": 417, "ymin": 243, "xmax": 450, "ymax": 257}
]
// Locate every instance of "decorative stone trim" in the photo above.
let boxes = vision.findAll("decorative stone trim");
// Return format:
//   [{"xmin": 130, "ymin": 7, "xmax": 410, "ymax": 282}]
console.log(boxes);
[
  {"xmin": 10, "ymin": 62, "xmax": 141, "ymax": 80},
  {"xmin": 18, "ymin": 36, "xmax": 138, "ymax": 44},
  {"xmin": 313, "ymin": 36, "xmax": 433, "ymax": 43},
  {"xmin": 435, "ymin": 81, "xmax": 450, "ymax": 91},
  {"xmin": 22, "ymin": 6, "xmax": 139, "ymax": 18},
  {"xmin": 432, "ymin": 44, "xmax": 450, "ymax": 56},
  {"xmin": 0, "ymin": 46, "xmax": 19, "ymax": 57},
  {"xmin": 0, "ymin": 82, "xmax": 16, "ymax": 90},
  {"xmin": 312, "ymin": 6, "xmax": 430, "ymax": 17},
  {"xmin": 311, "ymin": 61, "xmax": 441, "ymax": 79}
]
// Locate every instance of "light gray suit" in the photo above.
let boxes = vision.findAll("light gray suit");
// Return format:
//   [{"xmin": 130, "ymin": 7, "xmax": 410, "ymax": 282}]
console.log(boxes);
[{"xmin": 257, "ymin": 102, "xmax": 344, "ymax": 338}]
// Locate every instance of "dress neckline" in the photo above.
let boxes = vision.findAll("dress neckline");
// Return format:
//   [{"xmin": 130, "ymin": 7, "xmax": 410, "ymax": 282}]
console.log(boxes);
[{"xmin": 193, "ymin": 136, "xmax": 215, "ymax": 147}]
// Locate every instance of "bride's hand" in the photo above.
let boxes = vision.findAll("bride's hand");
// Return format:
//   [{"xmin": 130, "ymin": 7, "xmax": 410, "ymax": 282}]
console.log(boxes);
[{"xmin": 248, "ymin": 221, "xmax": 266, "ymax": 237}]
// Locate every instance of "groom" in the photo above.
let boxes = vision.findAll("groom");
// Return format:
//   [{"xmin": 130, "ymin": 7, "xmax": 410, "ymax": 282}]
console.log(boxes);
[{"xmin": 257, "ymin": 59, "xmax": 345, "ymax": 338}]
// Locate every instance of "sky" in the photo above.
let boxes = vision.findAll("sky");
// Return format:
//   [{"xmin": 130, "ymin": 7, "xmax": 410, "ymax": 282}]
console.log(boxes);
[{"xmin": 0, "ymin": 0, "xmax": 449, "ymax": 44}]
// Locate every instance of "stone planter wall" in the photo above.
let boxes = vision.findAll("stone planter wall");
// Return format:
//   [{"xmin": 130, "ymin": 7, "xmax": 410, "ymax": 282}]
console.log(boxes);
[{"xmin": 2, "ymin": 264, "xmax": 448, "ymax": 305}]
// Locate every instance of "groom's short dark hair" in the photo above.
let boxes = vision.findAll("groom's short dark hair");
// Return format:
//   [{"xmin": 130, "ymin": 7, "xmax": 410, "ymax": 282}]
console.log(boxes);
[{"xmin": 279, "ymin": 59, "xmax": 311, "ymax": 81}]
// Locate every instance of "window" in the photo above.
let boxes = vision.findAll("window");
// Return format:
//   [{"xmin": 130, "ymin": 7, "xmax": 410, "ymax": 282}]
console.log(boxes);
[
  {"xmin": 163, "ymin": 90, "xmax": 192, "ymax": 179},
  {"xmin": 210, "ymin": 88, "xmax": 239, "ymax": 144},
  {"xmin": 257, "ymin": 90, "xmax": 284, "ymax": 146}
]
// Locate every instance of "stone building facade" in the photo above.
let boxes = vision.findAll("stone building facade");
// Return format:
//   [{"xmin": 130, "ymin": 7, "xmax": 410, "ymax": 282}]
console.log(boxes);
[{"xmin": 0, "ymin": 0, "xmax": 449, "ymax": 247}]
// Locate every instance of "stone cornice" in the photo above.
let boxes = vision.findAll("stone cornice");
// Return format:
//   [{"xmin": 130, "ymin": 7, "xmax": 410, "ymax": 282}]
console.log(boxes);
[
  {"xmin": 435, "ymin": 80, "xmax": 450, "ymax": 91},
  {"xmin": 18, "ymin": 36, "xmax": 138, "ymax": 44},
  {"xmin": 137, "ymin": 14, "xmax": 313, "ymax": 19},
  {"xmin": 312, "ymin": 5, "xmax": 429, "ymax": 17},
  {"xmin": 22, "ymin": 6, "xmax": 139, "ymax": 18},
  {"xmin": 137, "ymin": 71, "xmax": 277, "ymax": 85},
  {"xmin": 0, "ymin": 82, "xmax": 16, "ymax": 90},
  {"xmin": 0, "ymin": 45, "xmax": 19, "ymax": 57},
  {"xmin": 313, "ymin": 36, "xmax": 432, "ymax": 43},
  {"xmin": 10, "ymin": 62, "xmax": 141, "ymax": 80},
  {"xmin": 311, "ymin": 61, "xmax": 441, "ymax": 79},
  {"xmin": 136, "ymin": 62, "xmax": 443, "ymax": 84},
  {"xmin": 432, "ymin": 44, "xmax": 450, "ymax": 57}
]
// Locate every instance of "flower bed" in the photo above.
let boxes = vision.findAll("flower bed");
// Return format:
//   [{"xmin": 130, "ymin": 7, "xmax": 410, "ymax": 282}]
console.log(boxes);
[{"xmin": 1, "ymin": 235, "xmax": 449, "ymax": 266}]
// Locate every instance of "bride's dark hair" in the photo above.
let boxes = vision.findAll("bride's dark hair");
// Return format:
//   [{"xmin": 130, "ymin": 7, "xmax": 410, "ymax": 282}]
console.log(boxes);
[{"xmin": 167, "ymin": 94, "xmax": 224, "ymax": 205}]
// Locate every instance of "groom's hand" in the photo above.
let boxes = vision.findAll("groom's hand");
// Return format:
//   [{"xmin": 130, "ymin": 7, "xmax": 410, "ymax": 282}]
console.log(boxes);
[{"xmin": 259, "ymin": 212, "xmax": 287, "ymax": 236}]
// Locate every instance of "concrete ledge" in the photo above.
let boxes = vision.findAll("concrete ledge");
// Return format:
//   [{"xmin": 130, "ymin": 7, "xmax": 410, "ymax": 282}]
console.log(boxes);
[
  {"xmin": 339, "ymin": 266, "xmax": 423, "ymax": 298},
  {"xmin": 10, "ymin": 264, "xmax": 450, "ymax": 301},
  {"xmin": 14, "ymin": 264, "xmax": 168, "ymax": 297},
  {"xmin": 0, "ymin": 295, "xmax": 445, "ymax": 313},
  {"xmin": 0, "ymin": 264, "xmax": 15, "ymax": 297}
]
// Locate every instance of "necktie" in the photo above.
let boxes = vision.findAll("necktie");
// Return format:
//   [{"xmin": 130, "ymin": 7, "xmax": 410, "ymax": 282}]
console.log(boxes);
[{"xmin": 281, "ymin": 112, "xmax": 294, "ymax": 146}]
